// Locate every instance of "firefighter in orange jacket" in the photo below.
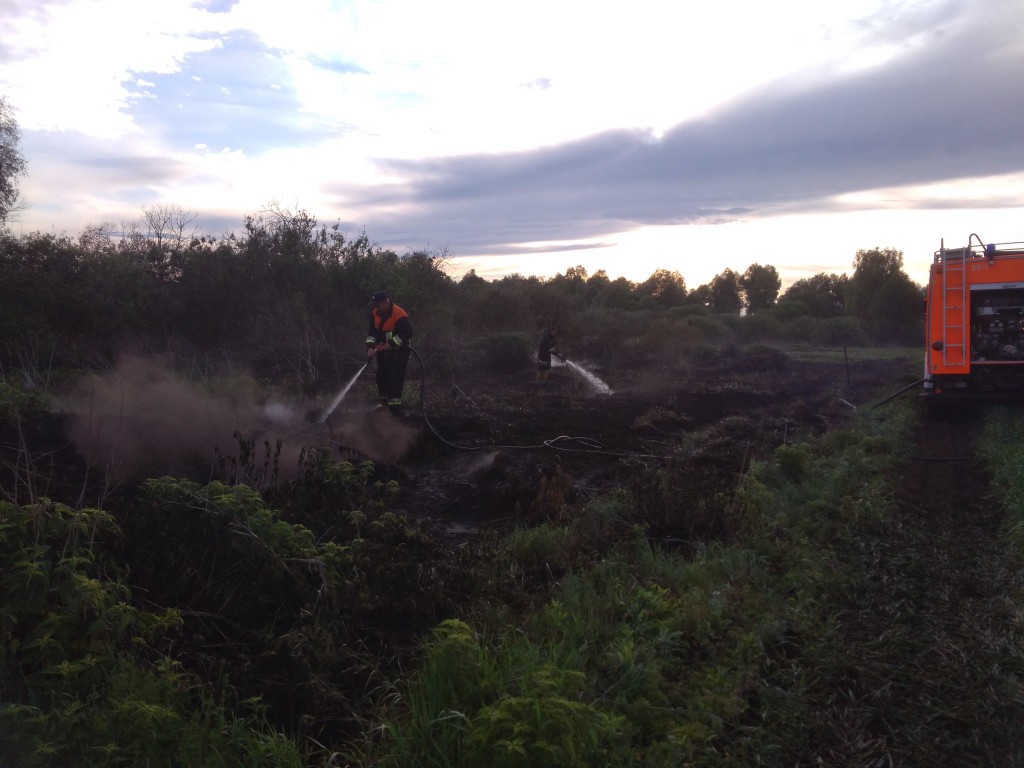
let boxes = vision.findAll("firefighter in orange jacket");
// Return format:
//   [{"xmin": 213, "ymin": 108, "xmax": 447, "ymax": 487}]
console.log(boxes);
[{"xmin": 366, "ymin": 291, "xmax": 414, "ymax": 411}]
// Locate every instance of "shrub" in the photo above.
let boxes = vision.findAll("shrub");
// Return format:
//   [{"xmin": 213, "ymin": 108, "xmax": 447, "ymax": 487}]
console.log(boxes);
[
  {"xmin": 0, "ymin": 500, "xmax": 304, "ymax": 767},
  {"xmin": 471, "ymin": 332, "xmax": 532, "ymax": 374},
  {"xmin": 774, "ymin": 443, "xmax": 814, "ymax": 483},
  {"xmin": 814, "ymin": 316, "xmax": 869, "ymax": 346},
  {"xmin": 684, "ymin": 315, "xmax": 732, "ymax": 344},
  {"xmin": 0, "ymin": 380, "xmax": 48, "ymax": 424},
  {"xmin": 782, "ymin": 314, "xmax": 819, "ymax": 344},
  {"xmin": 735, "ymin": 313, "xmax": 782, "ymax": 343}
]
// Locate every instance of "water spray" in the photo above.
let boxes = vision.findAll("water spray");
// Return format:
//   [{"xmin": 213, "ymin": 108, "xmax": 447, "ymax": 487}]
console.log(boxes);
[
  {"xmin": 554, "ymin": 353, "xmax": 612, "ymax": 395},
  {"xmin": 318, "ymin": 362, "xmax": 369, "ymax": 423}
]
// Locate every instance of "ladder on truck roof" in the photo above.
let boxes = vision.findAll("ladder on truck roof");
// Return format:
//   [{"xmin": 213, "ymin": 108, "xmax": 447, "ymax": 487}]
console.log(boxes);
[{"xmin": 940, "ymin": 239, "xmax": 968, "ymax": 368}]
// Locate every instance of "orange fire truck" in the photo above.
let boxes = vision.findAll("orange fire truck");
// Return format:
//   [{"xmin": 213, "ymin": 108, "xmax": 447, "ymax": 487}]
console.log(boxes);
[{"xmin": 924, "ymin": 234, "xmax": 1024, "ymax": 400}]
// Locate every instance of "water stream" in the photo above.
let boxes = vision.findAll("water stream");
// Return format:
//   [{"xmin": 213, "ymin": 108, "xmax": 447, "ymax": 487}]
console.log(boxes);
[
  {"xmin": 318, "ymin": 362, "xmax": 369, "ymax": 422},
  {"xmin": 561, "ymin": 358, "xmax": 612, "ymax": 395}
]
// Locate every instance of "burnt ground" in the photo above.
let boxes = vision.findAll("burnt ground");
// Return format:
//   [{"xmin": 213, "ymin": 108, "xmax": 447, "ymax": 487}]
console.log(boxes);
[
  {"xmin": 323, "ymin": 349, "xmax": 1024, "ymax": 761},
  {"xmin": 1, "ymin": 347, "xmax": 913, "ymax": 517},
  {"xmin": 7, "ymin": 347, "xmax": 1024, "ymax": 760},
  {"xmin": 324, "ymin": 348, "xmax": 919, "ymax": 530}
]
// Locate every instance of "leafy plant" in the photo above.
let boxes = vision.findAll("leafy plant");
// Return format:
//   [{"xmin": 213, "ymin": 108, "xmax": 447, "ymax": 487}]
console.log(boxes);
[{"xmin": 0, "ymin": 499, "xmax": 306, "ymax": 767}]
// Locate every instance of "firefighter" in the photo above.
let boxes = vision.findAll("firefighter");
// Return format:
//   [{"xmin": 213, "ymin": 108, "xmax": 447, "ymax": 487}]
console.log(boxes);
[
  {"xmin": 366, "ymin": 290, "xmax": 413, "ymax": 412},
  {"xmin": 535, "ymin": 325, "xmax": 559, "ymax": 381}
]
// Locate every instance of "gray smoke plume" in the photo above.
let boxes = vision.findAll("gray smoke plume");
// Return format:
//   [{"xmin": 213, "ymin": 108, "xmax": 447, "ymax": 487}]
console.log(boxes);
[{"xmin": 61, "ymin": 356, "xmax": 419, "ymax": 482}]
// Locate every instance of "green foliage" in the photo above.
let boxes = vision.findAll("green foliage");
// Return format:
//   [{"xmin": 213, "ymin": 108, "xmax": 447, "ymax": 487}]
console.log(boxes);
[
  {"xmin": 708, "ymin": 268, "xmax": 743, "ymax": 314},
  {"xmin": 0, "ymin": 95, "xmax": 27, "ymax": 225},
  {"xmin": 0, "ymin": 379, "xmax": 47, "ymax": 423},
  {"xmin": 779, "ymin": 272, "xmax": 848, "ymax": 318},
  {"xmin": 471, "ymin": 332, "xmax": 532, "ymax": 374},
  {"xmin": 979, "ymin": 407, "xmax": 1024, "ymax": 552},
  {"xmin": 629, "ymin": 454, "xmax": 742, "ymax": 540},
  {"xmin": 0, "ymin": 499, "xmax": 305, "ymax": 767},
  {"xmin": 846, "ymin": 247, "xmax": 923, "ymax": 343},
  {"xmin": 365, "ymin": 397, "xmax": 977, "ymax": 767},
  {"xmin": 815, "ymin": 315, "xmax": 869, "ymax": 346},
  {"xmin": 638, "ymin": 268, "xmax": 687, "ymax": 308},
  {"xmin": 773, "ymin": 442, "xmax": 813, "ymax": 483},
  {"xmin": 464, "ymin": 665, "xmax": 620, "ymax": 768},
  {"xmin": 739, "ymin": 263, "xmax": 781, "ymax": 313},
  {"xmin": 733, "ymin": 312, "xmax": 782, "ymax": 342},
  {"xmin": 0, "ymin": 207, "xmax": 928, "ymax": 382}
]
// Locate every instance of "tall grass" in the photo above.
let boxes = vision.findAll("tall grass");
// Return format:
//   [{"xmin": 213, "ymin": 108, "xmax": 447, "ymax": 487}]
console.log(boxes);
[
  {"xmin": 365, "ymin": 402, "xmax": 925, "ymax": 766},
  {"xmin": 979, "ymin": 405, "xmax": 1024, "ymax": 553}
]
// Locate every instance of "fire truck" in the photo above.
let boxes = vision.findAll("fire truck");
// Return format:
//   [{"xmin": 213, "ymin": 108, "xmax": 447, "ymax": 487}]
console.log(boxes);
[{"xmin": 924, "ymin": 234, "xmax": 1024, "ymax": 400}]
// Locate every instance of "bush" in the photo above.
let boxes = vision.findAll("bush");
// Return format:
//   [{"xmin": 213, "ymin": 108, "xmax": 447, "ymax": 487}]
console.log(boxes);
[
  {"xmin": 782, "ymin": 315, "xmax": 819, "ymax": 344},
  {"xmin": 666, "ymin": 304, "xmax": 710, "ymax": 320},
  {"xmin": 684, "ymin": 315, "xmax": 732, "ymax": 344},
  {"xmin": 471, "ymin": 332, "xmax": 532, "ymax": 374},
  {"xmin": 735, "ymin": 313, "xmax": 782, "ymax": 343},
  {"xmin": 0, "ymin": 380, "xmax": 48, "ymax": 424},
  {"xmin": 814, "ymin": 316, "xmax": 869, "ymax": 346},
  {"xmin": 0, "ymin": 500, "xmax": 304, "ymax": 767},
  {"xmin": 772, "ymin": 299, "xmax": 810, "ymax": 321}
]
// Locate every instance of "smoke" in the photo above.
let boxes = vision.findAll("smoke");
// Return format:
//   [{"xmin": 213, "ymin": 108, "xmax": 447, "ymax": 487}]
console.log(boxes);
[
  {"xmin": 61, "ymin": 356, "xmax": 419, "ymax": 481},
  {"xmin": 321, "ymin": 405, "xmax": 421, "ymax": 466},
  {"xmin": 458, "ymin": 451, "xmax": 502, "ymax": 478}
]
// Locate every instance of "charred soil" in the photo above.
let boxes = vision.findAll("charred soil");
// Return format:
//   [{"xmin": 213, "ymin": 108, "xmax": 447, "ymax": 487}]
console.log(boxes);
[{"xmin": 345, "ymin": 348, "xmax": 916, "ymax": 534}]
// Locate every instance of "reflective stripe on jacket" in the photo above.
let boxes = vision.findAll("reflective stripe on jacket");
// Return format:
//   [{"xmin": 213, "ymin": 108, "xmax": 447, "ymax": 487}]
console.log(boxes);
[{"xmin": 367, "ymin": 303, "xmax": 413, "ymax": 349}]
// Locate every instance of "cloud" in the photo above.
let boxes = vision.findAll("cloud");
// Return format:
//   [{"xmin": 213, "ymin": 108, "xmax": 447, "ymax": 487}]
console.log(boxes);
[
  {"xmin": 332, "ymin": 6, "xmax": 1024, "ymax": 254},
  {"xmin": 195, "ymin": 0, "xmax": 240, "ymax": 12},
  {"xmin": 125, "ymin": 30, "xmax": 314, "ymax": 153},
  {"xmin": 6, "ymin": 0, "xmax": 1024, "ymax": 282}
]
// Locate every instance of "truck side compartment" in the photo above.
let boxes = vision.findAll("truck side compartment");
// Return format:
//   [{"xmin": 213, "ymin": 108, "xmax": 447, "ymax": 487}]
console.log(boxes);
[{"xmin": 924, "ymin": 235, "xmax": 1024, "ymax": 399}]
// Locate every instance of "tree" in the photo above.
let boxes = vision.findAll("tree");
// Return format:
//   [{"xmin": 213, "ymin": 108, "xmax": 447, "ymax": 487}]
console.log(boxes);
[
  {"xmin": 593, "ymin": 275, "xmax": 639, "ymax": 309},
  {"xmin": 739, "ymin": 263, "xmax": 781, "ymax": 313},
  {"xmin": 142, "ymin": 203, "xmax": 198, "ymax": 249},
  {"xmin": 779, "ymin": 272, "xmax": 848, "ymax": 317},
  {"xmin": 687, "ymin": 283, "xmax": 712, "ymax": 308},
  {"xmin": 846, "ymin": 247, "xmax": 922, "ymax": 342},
  {"xmin": 0, "ymin": 96, "xmax": 28, "ymax": 226},
  {"xmin": 708, "ymin": 269, "xmax": 743, "ymax": 314},
  {"xmin": 639, "ymin": 268, "xmax": 687, "ymax": 307},
  {"xmin": 458, "ymin": 269, "xmax": 489, "ymax": 293},
  {"xmin": 548, "ymin": 265, "xmax": 589, "ymax": 305}
]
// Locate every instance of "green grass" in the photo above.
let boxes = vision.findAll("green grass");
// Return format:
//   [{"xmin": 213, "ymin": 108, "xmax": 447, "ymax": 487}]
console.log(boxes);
[
  {"xmin": 775, "ymin": 342, "xmax": 919, "ymax": 363},
  {"xmin": 9, "ymin": 378, "xmax": 1024, "ymax": 767},
  {"xmin": 363, "ymin": 402, "xmax": 933, "ymax": 767},
  {"xmin": 979, "ymin": 406, "xmax": 1024, "ymax": 552}
]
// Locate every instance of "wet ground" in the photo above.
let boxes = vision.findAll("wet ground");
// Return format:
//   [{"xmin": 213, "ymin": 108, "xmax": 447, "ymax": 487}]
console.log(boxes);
[
  {"xmin": 0, "ymin": 347, "xmax": 918, "ymax": 521},
  {"xmin": 322, "ymin": 348, "xmax": 919, "ymax": 530}
]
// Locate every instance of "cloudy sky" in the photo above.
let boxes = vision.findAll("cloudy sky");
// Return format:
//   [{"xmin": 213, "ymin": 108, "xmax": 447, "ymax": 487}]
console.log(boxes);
[{"xmin": 2, "ymin": 0, "xmax": 1023, "ymax": 289}]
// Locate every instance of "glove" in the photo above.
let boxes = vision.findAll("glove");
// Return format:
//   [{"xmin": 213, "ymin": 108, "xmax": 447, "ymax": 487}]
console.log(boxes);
[
  {"xmin": 367, "ymin": 347, "xmax": 376, "ymax": 360},
  {"xmin": 376, "ymin": 342, "xmax": 388, "ymax": 352}
]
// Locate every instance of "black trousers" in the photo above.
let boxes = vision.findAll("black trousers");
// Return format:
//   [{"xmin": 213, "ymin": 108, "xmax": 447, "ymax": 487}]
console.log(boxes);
[{"xmin": 375, "ymin": 348, "xmax": 411, "ymax": 403}]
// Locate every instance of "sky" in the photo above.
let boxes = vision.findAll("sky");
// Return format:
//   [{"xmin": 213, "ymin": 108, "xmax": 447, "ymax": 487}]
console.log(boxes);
[{"xmin": 2, "ymin": 0, "xmax": 1023, "ymax": 290}]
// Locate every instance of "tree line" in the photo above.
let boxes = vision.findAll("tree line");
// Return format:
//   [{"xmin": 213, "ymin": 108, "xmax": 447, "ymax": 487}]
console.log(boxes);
[
  {"xmin": 0, "ymin": 205, "xmax": 923, "ymax": 388},
  {"xmin": 0, "ymin": 94, "xmax": 923, "ymax": 390}
]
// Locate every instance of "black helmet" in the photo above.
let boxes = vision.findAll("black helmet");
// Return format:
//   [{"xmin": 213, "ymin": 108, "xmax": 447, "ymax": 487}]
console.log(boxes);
[{"xmin": 370, "ymin": 290, "xmax": 389, "ymax": 307}]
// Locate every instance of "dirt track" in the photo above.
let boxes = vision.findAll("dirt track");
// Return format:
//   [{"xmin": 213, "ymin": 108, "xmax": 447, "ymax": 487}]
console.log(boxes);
[{"xmin": 824, "ymin": 411, "xmax": 1024, "ymax": 765}]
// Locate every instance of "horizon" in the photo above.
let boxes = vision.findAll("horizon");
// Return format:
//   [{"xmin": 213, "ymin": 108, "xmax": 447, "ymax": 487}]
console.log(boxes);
[{"xmin": 3, "ymin": 0, "xmax": 1023, "ymax": 289}]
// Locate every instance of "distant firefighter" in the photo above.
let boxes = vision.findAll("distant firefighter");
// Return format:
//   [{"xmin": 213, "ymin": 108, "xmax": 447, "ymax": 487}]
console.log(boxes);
[
  {"xmin": 366, "ymin": 291, "xmax": 413, "ymax": 412},
  {"xmin": 536, "ymin": 325, "xmax": 559, "ymax": 381}
]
